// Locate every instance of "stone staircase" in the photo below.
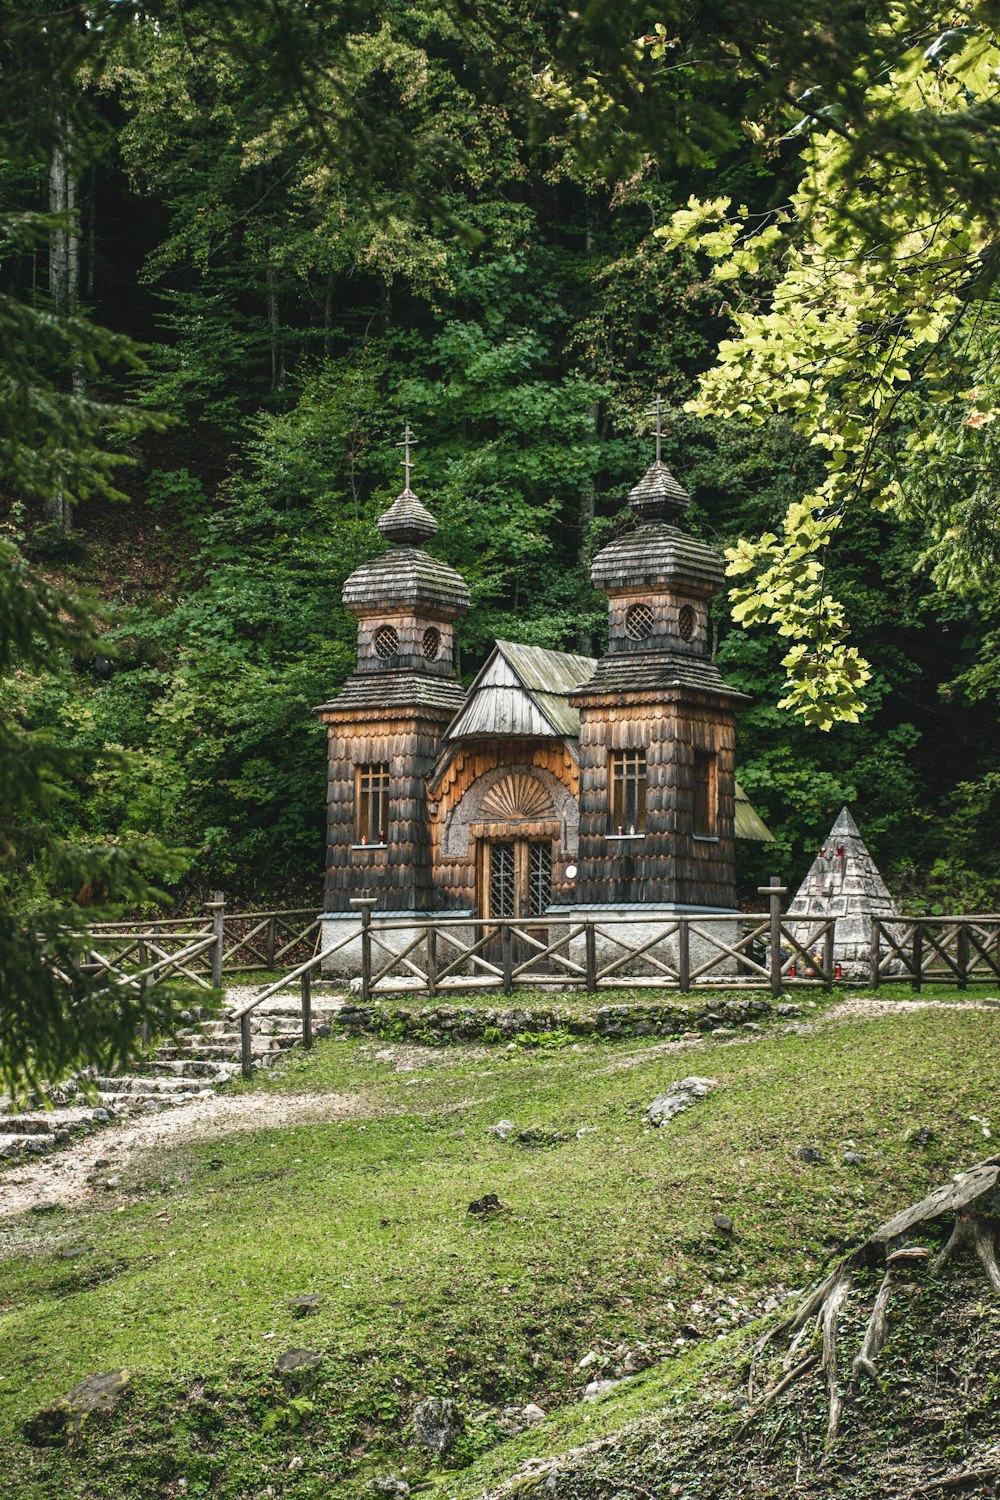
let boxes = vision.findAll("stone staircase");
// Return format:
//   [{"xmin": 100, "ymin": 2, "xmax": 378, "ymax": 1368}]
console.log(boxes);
[{"xmin": 0, "ymin": 988, "xmax": 344, "ymax": 1162}]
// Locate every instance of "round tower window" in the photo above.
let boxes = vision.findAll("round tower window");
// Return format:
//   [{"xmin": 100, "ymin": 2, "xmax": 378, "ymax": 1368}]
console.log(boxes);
[
  {"xmin": 373, "ymin": 625, "xmax": 399, "ymax": 659},
  {"xmin": 422, "ymin": 626, "xmax": 440, "ymax": 660},
  {"xmin": 678, "ymin": 604, "xmax": 695, "ymax": 641},
  {"xmin": 625, "ymin": 602, "xmax": 655, "ymax": 641}
]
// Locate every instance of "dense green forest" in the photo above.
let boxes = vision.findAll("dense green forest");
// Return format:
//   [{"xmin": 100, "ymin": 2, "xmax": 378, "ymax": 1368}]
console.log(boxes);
[{"xmin": 3, "ymin": 1, "xmax": 999, "ymax": 914}]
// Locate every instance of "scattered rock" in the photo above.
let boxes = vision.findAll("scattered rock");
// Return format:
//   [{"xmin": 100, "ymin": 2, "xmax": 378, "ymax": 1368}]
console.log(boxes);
[
  {"xmin": 467, "ymin": 1193, "xmax": 504, "ymax": 1216},
  {"xmin": 91, "ymin": 1109, "xmax": 111, "ymax": 1123},
  {"xmin": 274, "ymin": 1349, "xmax": 322, "ymax": 1381},
  {"xmin": 288, "ymin": 1295, "xmax": 322, "ymax": 1318},
  {"xmin": 103, "ymin": 1176, "xmax": 122, "ymax": 1188},
  {"xmin": 645, "ymin": 1077, "xmax": 718, "ymax": 1127},
  {"xmin": 412, "ymin": 1397, "xmax": 463, "ymax": 1455},
  {"xmin": 288, "ymin": 1455, "xmax": 305, "ymax": 1472},
  {"xmin": 58, "ymin": 1245, "xmax": 93, "ymax": 1259},
  {"xmin": 843, "ymin": 1151, "xmax": 866, "ymax": 1166},
  {"xmin": 575, "ymin": 1127, "xmax": 598, "ymax": 1138},
  {"xmin": 776, "ymin": 1003, "xmax": 802, "ymax": 1017},
  {"xmin": 24, "ymin": 1369, "xmax": 130, "ymax": 1446},
  {"xmin": 486, "ymin": 1120, "xmax": 516, "ymax": 1140},
  {"xmin": 372, "ymin": 1478, "xmax": 410, "ymax": 1499},
  {"xmin": 522, "ymin": 1403, "xmax": 546, "ymax": 1424},
  {"xmin": 93, "ymin": 1158, "xmax": 111, "ymax": 1169},
  {"xmin": 583, "ymin": 1379, "xmax": 616, "ymax": 1400},
  {"xmin": 711, "ymin": 1213, "xmax": 734, "ymax": 1234},
  {"xmin": 516, "ymin": 1127, "xmax": 567, "ymax": 1147},
  {"xmin": 796, "ymin": 1146, "xmax": 824, "ymax": 1164},
  {"xmin": 577, "ymin": 1350, "xmax": 599, "ymax": 1370}
]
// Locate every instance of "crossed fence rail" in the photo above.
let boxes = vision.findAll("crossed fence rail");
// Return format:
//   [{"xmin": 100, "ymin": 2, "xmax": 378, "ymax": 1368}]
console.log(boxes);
[
  {"xmin": 871, "ymin": 916, "xmax": 1000, "ymax": 989},
  {"xmin": 63, "ymin": 892, "xmax": 1000, "ymax": 1082},
  {"xmin": 80, "ymin": 898, "xmax": 323, "ymax": 989}
]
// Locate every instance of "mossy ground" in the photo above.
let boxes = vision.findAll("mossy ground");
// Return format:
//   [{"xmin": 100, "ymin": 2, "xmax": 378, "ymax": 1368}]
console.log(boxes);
[{"xmin": 1, "ymin": 992, "xmax": 998, "ymax": 1498}]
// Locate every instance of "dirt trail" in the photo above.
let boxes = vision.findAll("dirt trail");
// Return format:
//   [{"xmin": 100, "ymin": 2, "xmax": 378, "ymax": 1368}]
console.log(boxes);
[
  {"xmin": 0, "ymin": 1090, "xmax": 363, "ymax": 1222},
  {"xmin": 1, "ymin": 996, "xmax": 993, "ymax": 1223}
]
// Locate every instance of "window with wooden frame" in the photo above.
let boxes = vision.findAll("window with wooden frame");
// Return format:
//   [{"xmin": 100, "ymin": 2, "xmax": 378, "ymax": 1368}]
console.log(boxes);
[
  {"xmin": 610, "ymin": 749, "xmax": 647, "ymax": 834},
  {"xmin": 693, "ymin": 750, "xmax": 717, "ymax": 837},
  {"xmin": 354, "ymin": 763, "xmax": 390, "ymax": 845}
]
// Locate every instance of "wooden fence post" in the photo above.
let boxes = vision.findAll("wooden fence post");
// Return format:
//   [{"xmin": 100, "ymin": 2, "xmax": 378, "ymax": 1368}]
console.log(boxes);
[
  {"xmin": 138, "ymin": 937, "xmax": 152, "ymax": 1049},
  {"xmin": 426, "ymin": 926, "xmax": 437, "ymax": 998},
  {"xmin": 501, "ymin": 922, "xmax": 513, "ymax": 995},
  {"xmin": 678, "ymin": 918, "xmax": 690, "ymax": 994},
  {"xmin": 266, "ymin": 913, "xmax": 278, "ymax": 970},
  {"xmin": 912, "ymin": 925, "xmax": 923, "ymax": 993},
  {"xmin": 206, "ymin": 891, "xmax": 225, "ymax": 990},
  {"xmin": 240, "ymin": 1010, "xmax": 252, "ymax": 1079},
  {"xmin": 956, "ymin": 924, "xmax": 969, "ymax": 991},
  {"xmin": 870, "ymin": 918, "xmax": 881, "ymax": 990},
  {"xmin": 759, "ymin": 876, "xmax": 787, "ymax": 1000},
  {"xmin": 350, "ymin": 898, "xmax": 377, "ymax": 1003},
  {"xmin": 584, "ymin": 922, "xmax": 597, "ymax": 993},
  {"xmin": 301, "ymin": 968, "xmax": 313, "ymax": 1049},
  {"xmin": 822, "ymin": 921, "xmax": 835, "ymax": 991}
]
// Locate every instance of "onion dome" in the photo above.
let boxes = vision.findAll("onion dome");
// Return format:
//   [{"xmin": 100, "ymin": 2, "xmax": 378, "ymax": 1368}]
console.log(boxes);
[
  {"xmin": 377, "ymin": 486, "xmax": 438, "ymax": 545},
  {"xmin": 628, "ymin": 459, "xmax": 690, "ymax": 523},
  {"xmin": 341, "ymin": 426, "xmax": 469, "ymax": 620}
]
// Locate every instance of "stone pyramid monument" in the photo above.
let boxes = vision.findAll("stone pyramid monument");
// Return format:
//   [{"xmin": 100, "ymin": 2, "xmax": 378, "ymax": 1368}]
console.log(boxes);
[{"xmin": 785, "ymin": 807, "xmax": 901, "ymax": 978}]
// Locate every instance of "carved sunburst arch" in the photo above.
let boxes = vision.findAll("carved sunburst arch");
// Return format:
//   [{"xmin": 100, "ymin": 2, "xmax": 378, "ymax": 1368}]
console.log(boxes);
[
  {"xmin": 442, "ymin": 763, "xmax": 579, "ymax": 858},
  {"xmin": 479, "ymin": 772, "xmax": 554, "ymax": 822}
]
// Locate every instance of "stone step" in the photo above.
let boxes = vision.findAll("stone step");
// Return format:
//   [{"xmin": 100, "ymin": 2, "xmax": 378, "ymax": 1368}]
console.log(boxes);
[
  {"xmin": 0, "ymin": 1116, "xmax": 53, "ymax": 1136},
  {"xmin": 147, "ymin": 1058, "xmax": 240, "ymax": 1080},
  {"xmin": 0, "ymin": 1133, "xmax": 55, "ymax": 1158},
  {"xmin": 95, "ymin": 1074, "xmax": 209, "ymax": 1095}
]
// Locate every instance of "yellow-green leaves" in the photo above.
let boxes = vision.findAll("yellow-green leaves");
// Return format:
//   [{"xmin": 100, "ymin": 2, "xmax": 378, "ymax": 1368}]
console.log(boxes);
[{"xmin": 655, "ymin": 10, "xmax": 1000, "ymax": 727}]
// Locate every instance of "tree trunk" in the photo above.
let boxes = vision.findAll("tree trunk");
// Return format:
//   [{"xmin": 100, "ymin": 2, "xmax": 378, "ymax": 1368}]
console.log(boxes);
[{"xmin": 46, "ymin": 112, "xmax": 80, "ymax": 530}]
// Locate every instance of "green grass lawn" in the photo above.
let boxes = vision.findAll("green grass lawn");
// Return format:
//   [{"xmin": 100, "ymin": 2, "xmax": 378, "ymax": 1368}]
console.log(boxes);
[{"xmin": 1, "ymin": 996, "xmax": 998, "ymax": 1497}]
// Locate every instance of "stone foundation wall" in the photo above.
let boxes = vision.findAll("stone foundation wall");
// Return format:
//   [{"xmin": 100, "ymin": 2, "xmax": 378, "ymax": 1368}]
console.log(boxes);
[{"xmin": 333, "ymin": 993, "xmax": 776, "ymax": 1044}]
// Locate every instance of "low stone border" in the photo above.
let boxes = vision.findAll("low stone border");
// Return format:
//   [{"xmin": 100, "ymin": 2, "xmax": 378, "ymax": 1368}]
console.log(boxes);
[{"xmin": 334, "ymin": 995, "xmax": 776, "ymax": 1044}]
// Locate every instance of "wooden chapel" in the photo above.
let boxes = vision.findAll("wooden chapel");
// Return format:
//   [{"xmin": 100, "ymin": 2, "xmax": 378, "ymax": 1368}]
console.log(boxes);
[{"xmin": 317, "ymin": 428, "xmax": 771, "ymax": 967}]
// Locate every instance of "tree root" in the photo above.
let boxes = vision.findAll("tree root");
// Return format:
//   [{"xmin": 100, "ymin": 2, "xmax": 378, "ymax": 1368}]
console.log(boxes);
[{"xmin": 746, "ymin": 1155, "xmax": 1000, "ymax": 1451}]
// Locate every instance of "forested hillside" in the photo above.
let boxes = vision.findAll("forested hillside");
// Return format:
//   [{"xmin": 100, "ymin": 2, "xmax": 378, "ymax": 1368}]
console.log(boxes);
[{"xmin": 3, "ymin": 1, "xmax": 999, "ymax": 910}]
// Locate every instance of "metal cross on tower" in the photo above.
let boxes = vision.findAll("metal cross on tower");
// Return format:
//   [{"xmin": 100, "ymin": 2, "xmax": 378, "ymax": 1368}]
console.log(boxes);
[
  {"xmin": 396, "ymin": 423, "xmax": 417, "ymax": 491},
  {"xmin": 646, "ymin": 393, "xmax": 666, "ymax": 464}
]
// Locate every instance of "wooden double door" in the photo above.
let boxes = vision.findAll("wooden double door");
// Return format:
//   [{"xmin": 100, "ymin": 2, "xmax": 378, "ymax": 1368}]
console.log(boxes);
[{"xmin": 481, "ymin": 838, "xmax": 552, "ymax": 921}]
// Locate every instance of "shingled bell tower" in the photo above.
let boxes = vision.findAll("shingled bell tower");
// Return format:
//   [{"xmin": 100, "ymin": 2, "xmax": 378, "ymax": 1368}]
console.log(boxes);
[
  {"xmin": 570, "ymin": 410, "xmax": 748, "ymax": 911},
  {"xmin": 318, "ymin": 428, "xmax": 469, "ymax": 918}
]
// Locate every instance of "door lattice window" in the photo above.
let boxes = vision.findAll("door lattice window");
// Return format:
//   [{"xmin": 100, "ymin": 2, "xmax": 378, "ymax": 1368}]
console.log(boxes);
[
  {"xmin": 490, "ymin": 843, "xmax": 516, "ymax": 917},
  {"xmin": 355, "ymin": 763, "xmax": 390, "ymax": 844},
  {"xmin": 528, "ymin": 843, "xmax": 552, "ymax": 917},
  {"xmin": 611, "ymin": 750, "xmax": 647, "ymax": 833}
]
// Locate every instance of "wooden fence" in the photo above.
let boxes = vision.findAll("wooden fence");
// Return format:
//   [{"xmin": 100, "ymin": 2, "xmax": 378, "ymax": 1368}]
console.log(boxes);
[
  {"xmin": 345, "ymin": 880, "xmax": 837, "ymax": 1002},
  {"xmin": 81, "ymin": 896, "xmax": 322, "ymax": 987},
  {"xmin": 872, "ymin": 916, "xmax": 1000, "ymax": 989}
]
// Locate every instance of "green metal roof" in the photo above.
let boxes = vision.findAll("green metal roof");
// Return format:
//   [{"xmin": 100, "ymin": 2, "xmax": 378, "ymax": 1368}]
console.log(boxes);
[{"xmin": 734, "ymin": 780, "xmax": 775, "ymax": 842}]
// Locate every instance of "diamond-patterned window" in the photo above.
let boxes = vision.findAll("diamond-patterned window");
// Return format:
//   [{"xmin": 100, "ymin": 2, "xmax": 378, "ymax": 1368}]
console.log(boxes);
[
  {"xmin": 373, "ymin": 625, "xmax": 399, "ymax": 659},
  {"xmin": 421, "ymin": 626, "xmax": 440, "ymax": 660},
  {"xmin": 678, "ymin": 604, "xmax": 695, "ymax": 641},
  {"xmin": 625, "ymin": 602, "xmax": 655, "ymax": 641}
]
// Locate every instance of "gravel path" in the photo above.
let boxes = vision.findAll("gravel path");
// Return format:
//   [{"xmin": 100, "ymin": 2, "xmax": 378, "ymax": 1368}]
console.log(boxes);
[{"xmin": 0, "ymin": 1089, "xmax": 362, "ymax": 1222}]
